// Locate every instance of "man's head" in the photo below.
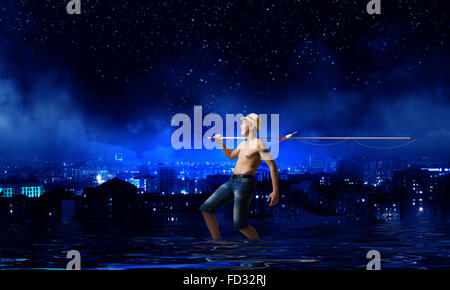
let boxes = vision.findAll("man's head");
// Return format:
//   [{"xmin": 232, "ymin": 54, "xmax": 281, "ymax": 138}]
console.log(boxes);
[{"xmin": 240, "ymin": 113, "xmax": 261, "ymax": 136}]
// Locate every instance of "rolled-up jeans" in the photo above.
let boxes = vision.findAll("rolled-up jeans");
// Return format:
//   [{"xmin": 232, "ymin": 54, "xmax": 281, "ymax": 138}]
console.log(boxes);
[{"xmin": 199, "ymin": 175, "xmax": 256, "ymax": 230}]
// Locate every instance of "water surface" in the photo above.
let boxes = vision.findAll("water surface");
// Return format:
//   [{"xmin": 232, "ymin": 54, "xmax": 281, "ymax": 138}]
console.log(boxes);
[{"xmin": 1, "ymin": 214, "xmax": 449, "ymax": 270}]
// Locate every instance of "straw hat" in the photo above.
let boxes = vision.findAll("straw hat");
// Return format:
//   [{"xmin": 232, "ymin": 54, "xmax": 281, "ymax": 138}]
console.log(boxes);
[{"xmin": 240, "ymin": 113, "xmax": 261, "ymax": 132}]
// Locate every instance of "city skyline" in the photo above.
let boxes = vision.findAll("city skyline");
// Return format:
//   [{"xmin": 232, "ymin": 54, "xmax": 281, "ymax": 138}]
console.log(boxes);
[{"xmin": 1, "ymin": 155, "xmax": 449, "ymax": 222}]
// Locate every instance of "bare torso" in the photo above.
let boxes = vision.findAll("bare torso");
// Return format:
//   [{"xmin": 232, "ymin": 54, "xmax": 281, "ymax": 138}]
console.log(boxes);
[{"xmin": 233, "ymin": 139, "xmax": 263, "ymax": 176}]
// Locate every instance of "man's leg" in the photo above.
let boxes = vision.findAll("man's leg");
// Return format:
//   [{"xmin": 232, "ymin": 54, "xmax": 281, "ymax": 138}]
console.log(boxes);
[
  {"xmin": 233, "ymin": 178, "xmax": 260, "ymax": 240},
  {"xmin": 199, "ymin": 181, "xmax": 233, "ymax": 240},
  {"xmin": 238, "ymin": 224, "xmax": 260, "ymax": 241},
  {"xmin": 201, "ymin": 211, "xmax": 222, "ymax": 240}
]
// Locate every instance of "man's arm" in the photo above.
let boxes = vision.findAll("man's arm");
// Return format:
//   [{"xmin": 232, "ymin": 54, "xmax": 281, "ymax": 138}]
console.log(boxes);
[
  {"xmin": 258, "ymin": 141, "xmax": 279, "ymax": 206},
  {"xmin": 213, "ymin": 134, "xmax": 241, "ymax": 160}
]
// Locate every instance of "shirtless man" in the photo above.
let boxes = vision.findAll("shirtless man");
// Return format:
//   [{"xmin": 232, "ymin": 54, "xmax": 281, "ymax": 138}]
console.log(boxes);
[{"xmin": 199, "ymin": 113, "xmax": 279, "ymax": 241}]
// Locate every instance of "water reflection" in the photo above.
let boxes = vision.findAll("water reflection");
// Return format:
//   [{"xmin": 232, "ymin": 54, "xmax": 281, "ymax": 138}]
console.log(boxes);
[{"xmin": 0, "ymin": 213, "xmax": 449, "ymax": 270}]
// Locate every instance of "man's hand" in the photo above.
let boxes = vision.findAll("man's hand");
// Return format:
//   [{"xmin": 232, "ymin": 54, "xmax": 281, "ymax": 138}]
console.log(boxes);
[
  {"xmin": 212, "ymin": 134, "xmax": 223, "ymax": 142},
  {"xmin": 267, "ymin": 191, "xmax": 279, "ymax": 207}
]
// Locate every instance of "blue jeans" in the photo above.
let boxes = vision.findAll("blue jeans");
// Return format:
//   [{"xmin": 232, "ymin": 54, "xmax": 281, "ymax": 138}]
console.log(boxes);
[{"xmin": 199, "ymin": 176, "xmax": 256, "ymax": 230}]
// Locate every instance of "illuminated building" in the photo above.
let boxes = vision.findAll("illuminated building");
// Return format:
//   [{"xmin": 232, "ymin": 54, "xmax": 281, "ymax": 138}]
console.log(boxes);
[
  {"xmin": 127, "ymin": 178, "xmax": 141, "ymax": 189},
  {"xmin": 365, "ymin": 160, "xmax": 395, "ymax": 187},
  {"xmin": 0, "ymin": 182, "xmax": 44, "ymax": 198},
  {"xmin": 394, "ymin": 168, "xmax": 449, "ymax": 221},
  {"xmin": 371, "ymin": 202, "xmax": 400, "ymax": 223},
  {"xmin": 114, "ymin": 152, "xmax": 123, "ymax": 161}
]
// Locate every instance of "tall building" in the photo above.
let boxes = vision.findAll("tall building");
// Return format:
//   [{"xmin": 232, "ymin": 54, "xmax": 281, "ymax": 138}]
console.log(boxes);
[
  {"xmin": 365, "ymin": 160, "xmax": 395, "ymax": 186},
  {"xmin": 158, "ymin": 163, "xmax": 176, "ymax": 194},
  {"xmin": 337, "ymin": 158, "xmax": 366, "ymax": 185},
  {"xmin": 393, "ymin": 167, "xmax": 449, "ymax": 221},
  {"xmin": 145, "ymin": 176, "xmax": 159, "ymax": 193},
  {"xmin": 325, "ymin": 157, "xmax": 338, "ymax": 173}
]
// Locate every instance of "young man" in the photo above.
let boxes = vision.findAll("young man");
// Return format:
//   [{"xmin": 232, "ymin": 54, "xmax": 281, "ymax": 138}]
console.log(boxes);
[{"xmin": 199, "ymin": 113, "xmax": 279, "ymax": 241}]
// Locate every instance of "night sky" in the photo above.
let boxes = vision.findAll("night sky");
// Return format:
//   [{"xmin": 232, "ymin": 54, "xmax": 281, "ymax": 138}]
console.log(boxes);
[{"xmin": 0, "ymin": 0, "xmax": 448, "ymax": 162}]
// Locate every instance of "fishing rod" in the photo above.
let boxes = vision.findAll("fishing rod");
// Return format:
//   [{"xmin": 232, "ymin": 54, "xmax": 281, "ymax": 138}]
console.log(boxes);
[{"xmin": 208, "ymin": 131, "xmax": 416, "ymax": 140}]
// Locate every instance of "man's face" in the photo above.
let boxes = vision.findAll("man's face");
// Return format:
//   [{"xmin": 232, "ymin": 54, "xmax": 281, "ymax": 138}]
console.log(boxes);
[{"xmin": 240, "ymin": 119, "xmax": 249, "ymax": 136}]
